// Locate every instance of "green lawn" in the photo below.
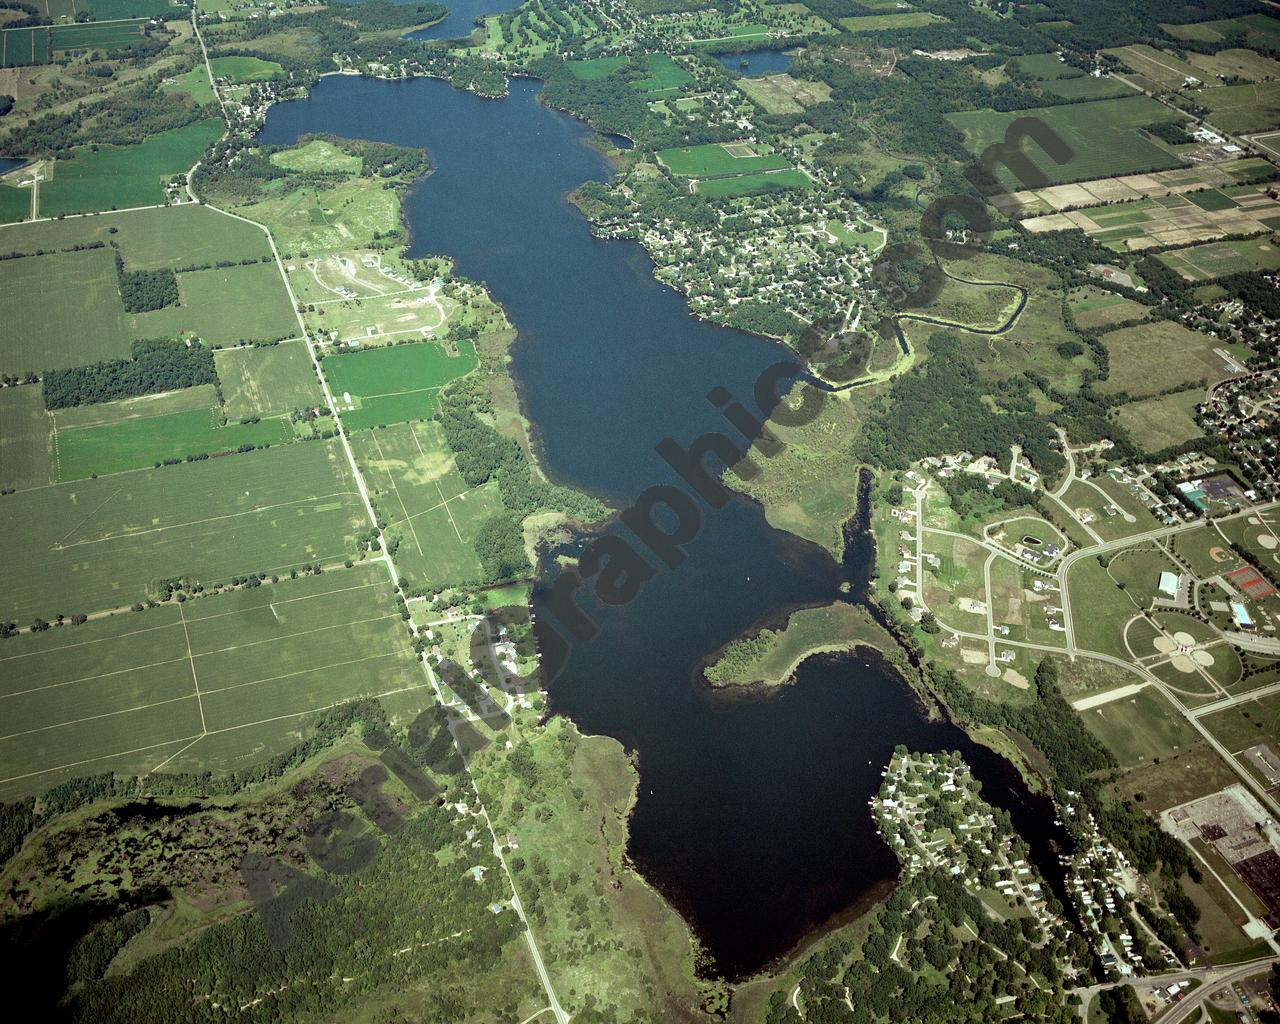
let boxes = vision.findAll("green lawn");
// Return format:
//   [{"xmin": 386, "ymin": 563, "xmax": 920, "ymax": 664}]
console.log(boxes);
[
  {"xmin": 567, "ymin": 55, "xmax": 628, "ymax": 81},
  {"xmin": 1112, "ymin": 389, "xmax": 1206, "ymax": 452},
  {"xmin": 0, "ymin": 247, "xmax": 131, "ymax": 376},
  {"xmin": 0, "ymin": 384, "xmax": 51, "ymax": 490},
  {"xmin": 0, "ymin": 563, "xmax": 424, "ymax": 799},
  {"xmin": 161, "ymin": 67, "xmax": 216, "ymax": 107},
  {"xmin": 631, "ymin": 53, "xmax": 693, "ymax": 95},
  {"xmin": 322, "ymin": 340, "xmax": 477, "ymax": 431},
  {"xmin": 208, "ymin": 55, "xmax": 284, "ymax": 83},
  {"xmin": 40, "ymin": 120, "xmax": 223, "ymax": 217},
  {"xmin": 0, "ymin": 180, "xmax": 29, "ymax": 223},
  {"xmin": 0, "ymin": 440, "xmax": 367, "ymax": 623},
  {"xmin": 216, "ymin": 343, "xmax": 322, "ymax": 419},
  {"xmin": 1082, "ymin": 687, "xmax": 1198, "ymax": 770},
  {"xmin": 947, "ymin": 96, "xmax": 1185, "ymax": 190},
  {"xmin": 53, "ymin": 406, "xmax": 295, "ymax": 481},
  {"xmin": 695, "ymin": 168, "xmax": 813, "ymax": 198},
  {"xmin": 131, "ymin": 262, "xmax": 298, "ymax": 344}
]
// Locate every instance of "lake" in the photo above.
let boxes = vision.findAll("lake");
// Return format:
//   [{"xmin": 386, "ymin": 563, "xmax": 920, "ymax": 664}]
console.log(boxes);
[
  {"xmin": 260, "ymin": 74, "xmax": 1064, "ymax": 979},
  {"xmin": 717, "ymin": 49, "xmax": 792, "ymax": 76},
  {"xmin": 405, "ymin": 0, "xmax": 521, "ymax": 41}
]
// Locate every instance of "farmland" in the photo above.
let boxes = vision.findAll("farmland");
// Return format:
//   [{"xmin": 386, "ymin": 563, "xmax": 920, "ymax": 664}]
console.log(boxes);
[
  {"xmin": 52, "ymin": 405, "xmax": 294, "ymax": 481},
  {"xmin": 736, "ymin": 73, "xmax": 831, "ymax": 115},
  {"xmin": 322, "ymin": 339, "xmax": 478, "ymax": 430},
  {"xmin": 839, "ymin": 12, "xmax": 942, "ymax": 31},
  {"xmin": 0, "ymin": 563, "xmax": 425, "ymax": 799},
  {"xmin": 0, "ymin": 247, "xmax": 131, "ymax": 376},
  {"xmin": 1196, "ymin": 81, "xmax": 1280, "ymax": 134},
  {"xmin": 131, "ymin": 262, "xmax": 298, "ymax": 344},
  {"xmin": 1156, "ymin": 234, "xmax": 1280, "ymax": 281},
  {"xmin": 39, "ymin": 119, "xmax": 223, "ymax": 217},
  {"xmin": 1111, "ymin": 389, "xmax": 1206, "ymax": 452},
  {"xmin": 948, "ymin": 96, "xmax": 1185, "ymax": 189},
  {"xmin": 0, "ymin": 205, "xmax": 273, "ymax": 269},
  {"xmin": 0, "ymin": 440, "xmax": 366, "ymax": 623},
  {"xmin": 208, "ymin": 54, "xmax": 284, "ymax": 83},
  {"xmin": 0, "ymin": 384, "xmax": 50, "ymax": 490},
  {"xmin": 236, "ymin": 173, "xmax": 402, "ymax": 257},
  {"xmin": 215, "ymin": 342, "xmax": 322, "ymax": 419},
  {"xmin": 351, "ymin": 420, "xmax": 503, "ymax": 589}
]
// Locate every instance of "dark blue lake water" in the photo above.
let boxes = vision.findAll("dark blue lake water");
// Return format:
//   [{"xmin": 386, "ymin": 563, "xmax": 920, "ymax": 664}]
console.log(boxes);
[
  {"xmin": 718, "ymin": 50, "xmax": 792, "ymax": 76},
  {"xmin": 406, "ymin": 0, "xmax": 520, "ymax": 41},
  {"xmin": 0, "ymin": 158, "xmax": 26, "ymax": 175},
  {"xmin": 260, "ymin": 75, "xmax": 1062, "ymax": 979}
]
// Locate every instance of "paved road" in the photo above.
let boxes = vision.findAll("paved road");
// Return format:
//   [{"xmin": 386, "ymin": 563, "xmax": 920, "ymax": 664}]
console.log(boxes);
[{"xmin": 1075, "ymin": 956, "xmax": 1279, "ymax": 1024}]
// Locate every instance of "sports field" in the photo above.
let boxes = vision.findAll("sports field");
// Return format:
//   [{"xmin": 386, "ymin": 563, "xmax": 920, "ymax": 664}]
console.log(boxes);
[
  {"xmin": 0, "ymin": 247, "xmax": 131, "ymax": 376},
  {"xmin": 658, "ymin": 142, "xmax": 790, "ymax": 177},
  {"xmin": 947, "ymin": 96, "xmax": 1185, "ymax": 189},
  {"xmin": 351, "ymin": 420, "xmax": 503, "ymax": 588},
  {"xmin": 1097, "ymin": 321, "xmax": 1237, "ymax": 397},
  {"xmin": 131, "ymin": 262, "xmax": 298, "ymax": 344},
  {"xmin": 53, "ymin": 406, "xmax": 295, "ymax": 481},
  {"xmin": 0, "ymin": 563, "xmax": 427, "ymax": 799},
  {"xmin": 208, "ymin": 54, "xmax": 284, "ymax": 83},
  {"xmin": 39, "ymin": 119, "xmax": 223, "ymax": 217},
  {"xmin": 0, "ymin": 205, "xmax": 272, "ymax": 268},
  {"xmin": 323, "ymin": 339, "xmax": 478, "ymax": 430},
  {"xmin": 216, "ymin": 342, "xmax": 322, "ymax": 419},
  {"xmin": 0, "ymin": 384, "xmax": 51, "ymax": 490},
  {"xmin": 0, "ymin": 440, "xmax": 367, "ymax": 623},
  {"xmin": 1157, "ymin": 234, "xmax": 1280, "ymax": 281},
  {"xmin": 695, "ymin": 168, "xmax": 813, "ymax": 197}
]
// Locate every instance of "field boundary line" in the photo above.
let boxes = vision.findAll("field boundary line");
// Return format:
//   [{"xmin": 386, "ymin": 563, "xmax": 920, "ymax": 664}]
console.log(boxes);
[
  {"xmin": 0, "ymin": 614, "xmax": 182, "ymax": 663},
  {"xmin": 179, "ymin": 601, "xmax": 209, "ymax": 734},
  {"xmin": 371, "ymin": 429, "xmax": 426, "ymax": 558},
  {"xmin": 190, "ymin": 611, "xmax": 403, "ymax": 660},
  {"xmin": 51, "ymin": 489, "xmax": 361, "ymax": 550},
  {"xmin": 50, "ymin": 484, "xmax": 122, "ymax": 548},
  {"xmin": 197, "ymin": 648, "xmax": 416, "ymax": 698},
  {"xmin": 360, "ymin": 383, "xmax": 443, "ymax": 401},
  {"xmin": 180, "ymin": 575, "xmax": 385, "ymax": 624},
  {"xmin": 201, "ymin": 682, "xmax": 427, "ymax": 736},
  {"xmin": 146, "ymin": 735, "xmax": 205, "ymax": 776},
  {"xmin": 0, "ymin": 654, "xmax": 190, "ymax": 702}
]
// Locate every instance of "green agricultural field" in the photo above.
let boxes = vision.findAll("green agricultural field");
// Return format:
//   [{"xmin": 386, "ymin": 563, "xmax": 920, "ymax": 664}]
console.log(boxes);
[
  {"xmin": 0, "ymin": 384, "xmax": 51, "ymax": 490},
  {"xmin": 658, "ymin": 142, "xmax": 790, "ymax": 177},
  {"xmin": 1010, "ymin": 52, "xmax": 1080, "ymax": 80},
  {"xmin": 208, "ymin": 54, "xmax": 284, "ymax": 82},
  {"xmin": 131, "ymin": 262, "xmax": 298, "ymax": 344},
  {"xmin": 161, "ymin": 67, "xmax": 216, "ymax": 107},
  {"xmin": 0, "ymin": 563, "xmax": 426, "ymax": 799},
  {"xmin": 51, "ymin": 385, "xmax": 218, "ymax": 432},
  {"xmin": 631, "ymin": 53, "xmax": 693, "ymax": 96},
  {"xmin": 1157, "ymin": 235, "xmax": 1280, "ymax": 281},
  {"xmin": 351, "ymin": 420, "xmax": 502, "ymax": 589},
  {"xmin": 270, "ymin": 138, "xmax": 362, "ymax": 175},
  {"xmin": 39, "ymin": 119, "xmax": 223, "ymax": 217},
  {"xmin": 0, "ymin": 440, "xmax": 367, "ymax": 623},
  {"xmin": 1082, "ymin": 689, "xmax": 1199, "ymax": 769},
  {"xmin": 695, "ymin": 168, "xmax": 813, "ymax": 198},
  {"xmin": 1161, "ymin": 13, "xmax": 1280, "ymax": 49},
  {"xmin": 1042, "ymin": 76, "xmax": 1135, "ymax": 101},
  {"xmin": 1097, "ymin": 321, "xmax": 1233, "ymax": 398},
  {"xmin": 1197, "ymin": 81, "xmax": 1280, "ymax": 134},
  {"xmin": 323, "ymin": 339, "xmax": 478, "ymax": 431},
  {"xmin": 50, "ymin": 20, "xmax": 149, "ymax": 52},
  {"xmin": 0, "ymin": 180, "xmax": 29, "ymax": 223},
  {"xmin": 567, "ymin": 55, "xmax": 627, "ymax": 80},
  {"xmin": 0, "ymin": 26, "xmax": 48, "ymax": 68},
  {"xmin": 947, "ymin": 96, "xmax": 1185, "ymax": 189},
  {"xmin": 86, "ymin": 0, "xmax": 177, "ymax": 17},
  {"xmin": 216, "ymin": 342, "xmax": 322, "ymax": 419},
  {"xmin": 0, "ymin": 247, "xmax": 130, "ymax": 376},
  {"xmin": 839, "ymin": 11, "xmax": 942, "ymax": 31},
  {"xmin": 0, "ymin": 205, "xmax": 271, "ymax": 268},
  {"xmin": 53, "ymin": 406, "xmax": 295, "ymax": 481}
]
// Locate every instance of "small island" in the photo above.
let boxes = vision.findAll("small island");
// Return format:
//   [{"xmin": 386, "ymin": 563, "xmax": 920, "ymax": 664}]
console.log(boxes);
[{"xmin": 704, "ymin": 602, "xmax": 896, "ymax": 688}]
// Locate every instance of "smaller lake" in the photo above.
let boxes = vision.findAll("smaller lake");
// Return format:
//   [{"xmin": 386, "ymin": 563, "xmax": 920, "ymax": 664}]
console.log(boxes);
[
  {"xmin": 0, "ymin": 158, "xmax": 26, "ymax": 175},
  {"xmin": 406, "ymin": 0, "xmax": 520, "ymax": 41},
  {"xmin": 718, "ymin": 50, "xmax": 791, "ymax": 76}
]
